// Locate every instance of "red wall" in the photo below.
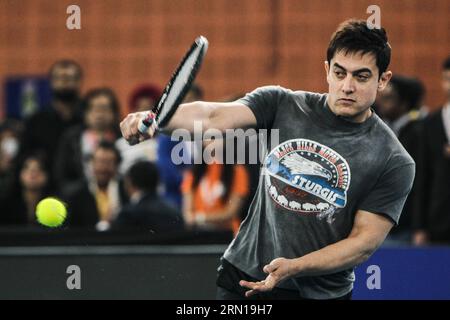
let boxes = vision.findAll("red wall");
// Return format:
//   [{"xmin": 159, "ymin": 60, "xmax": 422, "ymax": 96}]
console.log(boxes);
[{"xmin": 1, "ymin": 0, "xmax": 449, "ymax": 115}]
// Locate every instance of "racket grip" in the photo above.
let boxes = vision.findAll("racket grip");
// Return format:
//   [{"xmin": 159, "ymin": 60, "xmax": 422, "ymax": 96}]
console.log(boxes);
[
  {"xmin": 128, "ymin": 112, "xmax": 156, "ymax": 146},
  {"xmin": 138, "ymin": 112, "xmax": 156, "ymax": 135}
]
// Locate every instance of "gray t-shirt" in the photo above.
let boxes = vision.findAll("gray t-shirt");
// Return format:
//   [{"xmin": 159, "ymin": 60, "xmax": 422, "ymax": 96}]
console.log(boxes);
[{"xmin": 223, "ymin": 86, "xmax": 415, "ymax": 299}]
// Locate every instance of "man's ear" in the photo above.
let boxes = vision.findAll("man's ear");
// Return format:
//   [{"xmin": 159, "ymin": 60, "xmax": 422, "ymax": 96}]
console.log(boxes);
[
  {"xmin": 378, "ymin": 70, "xmax": 393, "ymax": 92},
  {"xmin": 324, "ymin": 61, "xmax": 330, "ymax": 84}
]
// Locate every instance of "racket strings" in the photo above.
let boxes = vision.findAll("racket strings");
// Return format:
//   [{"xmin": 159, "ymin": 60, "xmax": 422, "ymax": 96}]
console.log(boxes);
[{"xmin": 157, "ymin": 45, "xmax": 205, "ymax": 125}]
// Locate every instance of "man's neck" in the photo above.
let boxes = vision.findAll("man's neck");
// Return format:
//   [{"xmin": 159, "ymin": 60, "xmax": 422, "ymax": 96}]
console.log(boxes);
[
  {"xmin": 327, "ymin": 99, "xmax": 372, "ymax": 123},
  {"xmin": 355, "ymin": 108, "xmax": 373, "ymax": 123}
]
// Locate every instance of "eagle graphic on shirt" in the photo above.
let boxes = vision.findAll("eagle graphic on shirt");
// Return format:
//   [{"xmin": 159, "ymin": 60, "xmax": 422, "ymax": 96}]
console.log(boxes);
[{"xmin": 264, "ymin": 138, "xmax": 351, "ymax": 224}]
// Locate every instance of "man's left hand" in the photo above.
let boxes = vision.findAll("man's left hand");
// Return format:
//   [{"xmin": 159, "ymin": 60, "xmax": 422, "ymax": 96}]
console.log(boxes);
[{"xmin": 239, "ymin": 257, "xmax": 296, "ymax": 297}]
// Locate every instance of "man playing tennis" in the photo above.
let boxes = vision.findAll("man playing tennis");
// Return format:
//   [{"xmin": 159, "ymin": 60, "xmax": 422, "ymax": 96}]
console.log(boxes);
[{"xmin": 120, "ymin": 19, "xmax": 415, "ymax": 300}]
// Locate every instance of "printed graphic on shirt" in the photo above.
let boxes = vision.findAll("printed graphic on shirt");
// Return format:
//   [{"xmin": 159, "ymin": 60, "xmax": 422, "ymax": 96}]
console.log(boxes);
[{"xmin": 264, "ymin": 138, "xmax": 351, "ymax": 224}]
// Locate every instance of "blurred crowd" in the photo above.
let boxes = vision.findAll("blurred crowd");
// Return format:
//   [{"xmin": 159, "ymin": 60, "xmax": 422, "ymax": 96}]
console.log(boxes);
[
  {"xmin": 0, "ymin": 60, "xmax": 253, "ymax": 237},
  {"xmin": 0, "ymin": 56, "xmax": 449, "ymax": 247}
]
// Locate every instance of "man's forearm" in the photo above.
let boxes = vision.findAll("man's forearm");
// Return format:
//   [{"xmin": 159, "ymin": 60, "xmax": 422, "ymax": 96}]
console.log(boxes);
[
  {"xmin": 163, "ymin": 102, "xmax": 212, "ymax": 135},
  {"xmin": 291, "ymin": 236, "xmax": 377, "ymax": 277},
  {"xmin": 163, "ymin": 101, "xmax": 257, "ymax": 136}
]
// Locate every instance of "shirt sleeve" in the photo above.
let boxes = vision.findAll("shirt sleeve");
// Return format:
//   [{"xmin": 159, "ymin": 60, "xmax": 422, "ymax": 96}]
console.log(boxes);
[
  {"xmin": 357, "ymin": 162, "xmax": 416, "ymax": 225},
  {"xmin": 236, "ymin": 85, "xmax": 285, "ymax": 129}
]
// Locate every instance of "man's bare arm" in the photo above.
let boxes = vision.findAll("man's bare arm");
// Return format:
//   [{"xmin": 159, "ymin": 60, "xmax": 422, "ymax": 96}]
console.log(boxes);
[
  {"xmin": 167, "ymin": 101, "xmax": 257, "ymax": 133},
  {"xmin": 240, "ymin": 210, "xmax": 394, "ymax": 296},
  {"xmin": 120, "ymin": 101, "xmax": 257, "ymax": 143},
  {"xmin": 291, "ymin": 210, "xmax": 394, "ymax": 277}
]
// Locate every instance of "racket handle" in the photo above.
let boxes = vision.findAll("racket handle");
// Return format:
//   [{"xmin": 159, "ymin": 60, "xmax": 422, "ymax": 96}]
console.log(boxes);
[
  {"xmin": 139, "ymin": 112, "xmax": 156, "ymax": 133},
  {"xmin": 128, "ymin": 112, "xmax": 156, "ymax": 146}
]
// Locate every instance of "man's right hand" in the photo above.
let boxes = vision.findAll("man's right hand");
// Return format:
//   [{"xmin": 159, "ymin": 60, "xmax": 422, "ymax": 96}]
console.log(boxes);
[{"xmin": 120, "ymin": 111, "xmax": 157, "ymax": 145}]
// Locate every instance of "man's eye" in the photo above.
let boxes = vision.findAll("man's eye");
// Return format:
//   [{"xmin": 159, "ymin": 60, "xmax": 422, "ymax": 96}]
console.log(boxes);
[
  {"xmin": 357, "ymin": 75, "xmax": 369, "ymax": 81},
  {"xmin": 335, "ymin": 71, "xmax": 345, "ymax": 78}
]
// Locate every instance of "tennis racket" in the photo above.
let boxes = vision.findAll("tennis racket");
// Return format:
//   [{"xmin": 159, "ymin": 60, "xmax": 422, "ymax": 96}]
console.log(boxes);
[{"xmin": 129, "ymin": 36, "xmax": 209, "ymax": 145}]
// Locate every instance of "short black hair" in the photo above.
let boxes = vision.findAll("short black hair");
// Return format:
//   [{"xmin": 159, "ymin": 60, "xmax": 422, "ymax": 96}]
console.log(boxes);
[
  {"xmin": 95, "ymin": 140, "xmax": 122, "ymax": 165},
  {"xmin": 327, "ymin": 19, "xmax": 391, "ymax": 76},
  {"xmin": 390, "ymin": 75, "xmax": 425, "ymax": 111},
  {"xmin": 443, "ymin": 56, "xmax": 450, "ymax": 71},
  {"xmin": 11, "ymin": 151, "xmax": 53, "ymax": 196},
  {"xmin": 19, "ymin": 151, "xmax": 50, "ymax": 175},
  {"xmin": 48, "ymin": 59, "xmax": 83, "ymax": 79},
  {"xmin": 126, "ymin": 161, "xmax": 159, "ymax": 194}
]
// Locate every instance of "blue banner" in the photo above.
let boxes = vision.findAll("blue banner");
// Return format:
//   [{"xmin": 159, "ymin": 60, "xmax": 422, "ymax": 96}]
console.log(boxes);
[
  {"xmin": 353, "ymin": 247, "xmax": 450, "ymax": 300},
  {"xmin": 4, "ymin": 76, "xmax": 51, "ymax": 119}
]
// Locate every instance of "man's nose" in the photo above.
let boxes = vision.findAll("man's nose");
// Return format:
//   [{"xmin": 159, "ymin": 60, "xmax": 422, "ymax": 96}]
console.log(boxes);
[{"xmin": 341, "ymin": 75, "xmax": 355, "ymax": 94}]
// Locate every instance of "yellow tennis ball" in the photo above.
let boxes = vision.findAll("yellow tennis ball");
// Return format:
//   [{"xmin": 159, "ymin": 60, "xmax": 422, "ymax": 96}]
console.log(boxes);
[{"xmin": 36, "ymin": 197, "xmax": 67, "ymax": 227}]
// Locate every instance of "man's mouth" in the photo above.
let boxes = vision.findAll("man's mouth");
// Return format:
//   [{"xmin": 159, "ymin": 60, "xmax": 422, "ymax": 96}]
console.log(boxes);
[{"xmin": 337, "ymin": 98, "xmax": 356, "ymax": 105}]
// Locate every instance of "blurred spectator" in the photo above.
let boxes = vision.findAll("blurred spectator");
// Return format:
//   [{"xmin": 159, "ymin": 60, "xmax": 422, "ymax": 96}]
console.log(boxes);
[
  {"xmin": 413, "ymin": 56, "xmax": 450, "ymax": 245},
  {"xmin": 181, "ymin": 139, "xmax": 249, "ymax": 235},
  {"xmin": 128, "ymin": 84, "xmax": 162, "ymax": 113},
  {"xmin": 113, "ymin": 161, "xmax": 183, "ymax": 231},
  {"xmin": 54, "ymin": 88, "xmax": 121, "ymax": 187},
  {"xmin": 157, "ymin": 83, "xmax": 204, "ymax": 209},
  {"xmin": 0, "ymin": 152, "xmax": 52, "ymax": 226},
  {"xmin": 375, "ymin": 75, "xmax": 426, "ymax": 245},
  {"xmin": 116, "ymin": 84, "xmax": 161, "ymax": 174},
  {"xmin": 0, "ymin": 120, "xmax": 23, "ymax": 201},
  {"xmin": 376, "ymin": 75, "xmax": 426, "ymax": 134},
  {"xmin": 63, "ymin": 141, "xmax": 127, "ymax": 231},
  {"xmin": 20, "ymin": 60, "xmax": 83, "ymax": 172}
]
